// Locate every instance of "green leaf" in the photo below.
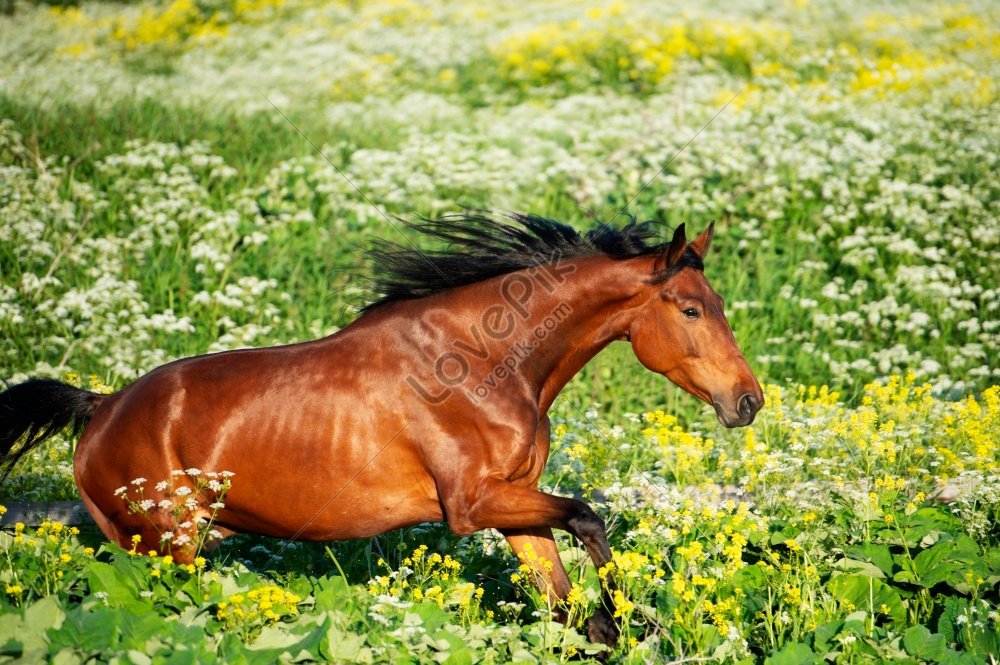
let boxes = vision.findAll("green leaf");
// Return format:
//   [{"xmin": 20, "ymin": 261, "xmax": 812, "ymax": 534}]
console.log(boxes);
[
  {"xmin": 984, "ymin": 547, "xmax": 1000, "ymax": 574},
  {"xmin": 812, "ymin": 618, "xmax": 869, "ymax": 657},
  {"xmin": 764, "ymin": 642, "xmax": 821, "ymax": 665},
  {"xmin": 826, "ymin": 574, "xmax": 906, "ymax": 624},
  {"xmin": 912, "ymin": 542, "xmax": 960, "ymax": 588},
  {"xmin": 23, "ymin": 596, "xmax": 65, "ymax": 651},
  {"xmin": 902, "ymin": 625, "xmax": 947, "ymax": 662},
  {"xmin": 436, "ymin": 634, "xmax": 473, "ymax": 665},
  {"xmin": 811, "ymin": 619, "xmax": 844, "ymax": 654},
  {"xmin": 48, "ymin": 606, "xmax": 123, "ymax": 653},
  {"xmin": 323, "ymin": 623, "xmax": 370, "ymax": 663},
  {"xmin": 313, "ymin": 576, "xmax": 350, "ymax": 613},
  {"xmin": 87, "ymin": 562, "xmax": 149, "ymax": 614},
  {"xmin": 932, "ymin": 595, "xmax": 996, "ymax": 654},
  {"xmin": 937, "ymin": 596, "xmax": 965, "ymax": 643},
  {"xmin": 413, "ymin": 602, "xmax": 450, "ymax": 632},
  {"xmin": 962, "ymin": 619, "xmax": 999, "ymax": 656},
  {"xmin": 846, "ymin": 543, "xmax": 894, "ymax": 576},
  {"xmin": 0, "ymin": 613, "xmax": 23, "ymax": 657},
  {"xmin": 905, "ymin": 541, "xmax": 990, "ymax": 592},
  {"xmin": 938, "ymin": 650, "xmax": 979, "ymax": 665},
  {"xmin": 831, "ymin": 557, "xmax": 886, "ymax": 579},
  {"xmin": 248, "ymin": 620, "xmax": 326, "ymax": 662}
]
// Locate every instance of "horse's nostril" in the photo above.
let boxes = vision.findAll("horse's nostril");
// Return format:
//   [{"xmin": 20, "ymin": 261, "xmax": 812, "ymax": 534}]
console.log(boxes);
[{"xmin": 738, "ymin": 393, "xmax": 758, "ymax": 419}]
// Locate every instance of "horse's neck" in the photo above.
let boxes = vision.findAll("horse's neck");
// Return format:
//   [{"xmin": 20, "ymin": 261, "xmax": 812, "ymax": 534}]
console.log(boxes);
[{"xmin": 516, "ymin": 256, "xmax": 650, "ymax": 412}]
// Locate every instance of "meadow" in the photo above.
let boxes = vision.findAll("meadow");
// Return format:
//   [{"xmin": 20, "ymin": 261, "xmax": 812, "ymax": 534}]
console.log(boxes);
[{"xmin": 0, "ymin": 0, "xmax": 998, "ymax": 661}]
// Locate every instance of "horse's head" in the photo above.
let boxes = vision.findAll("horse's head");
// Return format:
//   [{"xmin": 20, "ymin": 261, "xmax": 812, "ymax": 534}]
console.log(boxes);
[{"xmin": 628, "ymin": 223, "xmax": 763, "ymax": 427}]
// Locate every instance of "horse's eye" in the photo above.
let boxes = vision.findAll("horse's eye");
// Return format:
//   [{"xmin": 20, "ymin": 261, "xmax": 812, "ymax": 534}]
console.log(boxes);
[{"xmin": 683, "ymin": 307, "xmax": 701, "ymax": 319}]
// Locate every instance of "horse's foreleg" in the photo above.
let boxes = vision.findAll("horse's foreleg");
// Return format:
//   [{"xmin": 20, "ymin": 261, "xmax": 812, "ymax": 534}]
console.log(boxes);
[
  {"xmin": 445, "ymin": 480, "xmax": 619, "ymax": 646},
  {"xmin": 501, "ymin": 526, "xmax": 572, "ymax": 608}
]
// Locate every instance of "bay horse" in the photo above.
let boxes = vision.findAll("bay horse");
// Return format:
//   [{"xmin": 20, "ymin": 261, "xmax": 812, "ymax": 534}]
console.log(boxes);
[{"xmin": 0, "ymin": 213, "xmax": 762, "ymax": 645}]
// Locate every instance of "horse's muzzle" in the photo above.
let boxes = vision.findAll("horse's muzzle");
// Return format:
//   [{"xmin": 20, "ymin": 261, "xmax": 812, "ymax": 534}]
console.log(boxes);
[{"xmin": 714, "ymin": 391, "xmax": 762, "ymax": 428}]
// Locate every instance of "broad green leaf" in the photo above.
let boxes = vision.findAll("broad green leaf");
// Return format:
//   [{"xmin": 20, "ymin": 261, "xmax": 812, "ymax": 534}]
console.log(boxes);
[
  {"xmin": 912, "ymin": 542, "xmax": 960, "ymax": 588},
  {"xmin": 902, "ymin": 625, "xmax": 947, "ymax": 662},
  {"xmin": 963, "ymin": 622, "xmax": 999, "ymax": 656},
  {"xmin": 764, "ymin": 642, "xmax": 821, "ymax": 665},
  {"xmin": 249, "ymin": 620, "xmax": 326, "ymax": 662},
  {"xmin": 323, "ymin": 623, "xmax": 369, "ymax": 663},
  {"xmin": 49, "ymin": 606, "xmax": 124, "ymax": 652},
  {"xmin": 937, "ymin": 596, "xmax": 965, "ymax": 643},
  {"xmin": 0, "ymin": 613, "xmax": 23, "ymax": 657},
  {"xmin": 831, "ymin": 557, "xmax": 885, "ymax": 579},
  {"xmin": 811, "ymin": 619, "xmax": 844, "ymax": 654},
  {"xmin": 313, "ymin": 576, "xmax": 351, "ymax": 613},
  {"xmin": 827, "ymin": 575, "xmax": 906, "ymax": 623},
  {"xmin": 985, "ymin": 547, "xmax": 1000, "ymax": 574},
  {"xmin": 508, "ymin": 647, "xmax": 538, "ymax": 664},
  {"xmin": 251, "ymin": 625, "xmax": 307, "ymax": 651},
  {"xmin": 87, "ymin": 562, "xmax": 148, "ymax": 614},
  {"xmin": 22, "ymin": 596, "xmax": 64, "ymax": 652},
  {"xmin": 907, "ymin": 542, "xmax": 989, "ymax": 592},
  {"xmin": 50, "ymin": 649, "xmax": 81, "ymax": 665},
  {"xmin": 414, "ymin": 602, "xmax": 451, "ymax": 632},
  {"xmin": 846, "ymin": 543, "xmax": 894, "ymax": 576},
  {"xmin": 122, "ymin": 650, "xmax": 154, "ymax": 665},
  {"xmin": 938, "ymin": 650, "xmax": 979, "ymax": 665}
]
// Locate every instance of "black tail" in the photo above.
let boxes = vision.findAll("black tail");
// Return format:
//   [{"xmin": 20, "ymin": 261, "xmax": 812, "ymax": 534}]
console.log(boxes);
[{"xmin": 0, "ymin": 379, "xmax": 104, "ymax": 483}]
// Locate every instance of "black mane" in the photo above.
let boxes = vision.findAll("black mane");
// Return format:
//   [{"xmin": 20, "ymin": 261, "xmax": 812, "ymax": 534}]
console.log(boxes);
[{"xmin": 361, "ymin": 212, "xmax": 701, "ymax": 313}]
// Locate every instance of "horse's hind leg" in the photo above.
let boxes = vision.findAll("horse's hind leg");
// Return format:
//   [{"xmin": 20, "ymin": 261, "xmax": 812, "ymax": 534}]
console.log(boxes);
[
  {"xmin": 77, "ymin": 483, "xmax": 153, "ymax": 553},
  {"xmin": 79, "ymin": 485, "xmax": 232, "ymax": 563}
]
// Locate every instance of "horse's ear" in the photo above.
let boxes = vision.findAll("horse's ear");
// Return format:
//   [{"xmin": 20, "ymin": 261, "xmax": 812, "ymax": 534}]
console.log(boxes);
[
  {"xmin": 688, "ymin": 221, "xmax": 715, "ymax": 259},
  {"xmin": 654, "ymin": 224, "xmax": 687, "ymax": 272}
]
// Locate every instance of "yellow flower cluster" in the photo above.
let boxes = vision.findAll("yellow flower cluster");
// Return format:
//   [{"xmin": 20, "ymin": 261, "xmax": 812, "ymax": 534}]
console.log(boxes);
[
  {"xmin": 216, "ymin": 585, "xmax": 301, "ymax": 628},
  {"xmin": 842, "ymin": 7, "xmax": 997, "ymax": 105},
  {"xmin": 406, "ymin": 544, "xmax": 463, "ymax": 582},
  {"xmin": 658, "ymin": 501, "xmax": 765, "ymax": 634},
  {"xmin": 358, "ymin": 0, "xmax": 432, "ymax": 29},
  {"xmin": 50, "ymin": 0, "xmax": 288, "ymax": 56},
  {"xmin": 702, "ymin": 596, "xmax": 740, "ymax": 633},
  {"xmin": 795, "ymin": 384, "xmax": 841, "ymax": 410},
  {"xmin": 492, "ymin": 4, "xmax": 791, "ymax": 92},
  {"xmin": 1, "ymin": 517, "xmax": 93, "ymax": 604},
  {"xmin": 642, "ymin": 410, "xmax": 715, "ymax": 484},
  {"xmin": 112, "ymin": 0, "xmax": 206, "ymax": 51},
  {"xmin": 64, "ymin": 372, "xmax": 114, "ymax": 395},
  {"xmin": 368, "ymin": 545, "xmax": 486, "ymax": 621},
  {"xmin": 747, "ymin": 375, "xmax": 999, "ymax": 494},
  {"xmin": 947, "ymin": 386, "xmax": 999, "ymax": 469},
  {"xmin": 17, "ymin": 520, "xmax": 81, "ymax": 547},
  {"xmin": 514, "ymin": 541, "xmax": 554, "ymax": 581}
]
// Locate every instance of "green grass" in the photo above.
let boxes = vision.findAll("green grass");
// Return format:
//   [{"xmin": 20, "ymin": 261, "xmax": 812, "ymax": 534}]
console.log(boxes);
[
  {"xmin": 3, "ymin": 90, "xmax": 977, "ymax": 413},
  {"xmin": 1, "ymin": 0, "xmax": 999, "ymax": 661}
]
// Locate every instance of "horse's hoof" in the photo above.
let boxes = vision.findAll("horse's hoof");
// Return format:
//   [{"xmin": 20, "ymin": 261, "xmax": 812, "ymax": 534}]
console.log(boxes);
[{"xmin": 587, "ymin": 607, "xmax": 619, "ymax": 648}]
